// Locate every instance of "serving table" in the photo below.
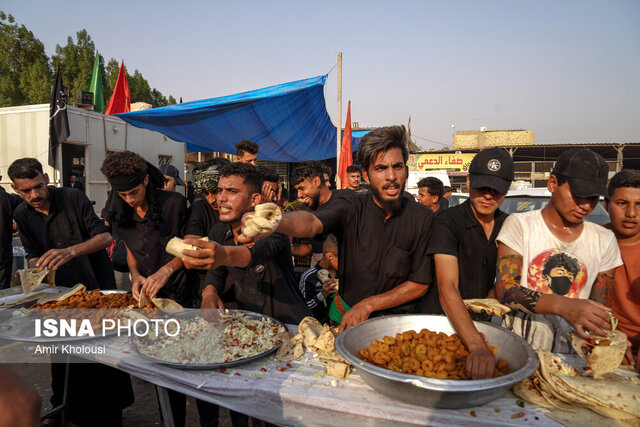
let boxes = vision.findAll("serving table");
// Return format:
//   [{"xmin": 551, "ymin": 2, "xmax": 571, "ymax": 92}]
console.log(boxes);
[{"xmin": 0, "ymin": 286, "xmax": 560, "ymax": 426}]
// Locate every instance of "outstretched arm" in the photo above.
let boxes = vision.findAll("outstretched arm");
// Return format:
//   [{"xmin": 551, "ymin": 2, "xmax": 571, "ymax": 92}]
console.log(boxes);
[{"xmin": 240, "ymin": 210, "xmax": 324, "ymax": 241}]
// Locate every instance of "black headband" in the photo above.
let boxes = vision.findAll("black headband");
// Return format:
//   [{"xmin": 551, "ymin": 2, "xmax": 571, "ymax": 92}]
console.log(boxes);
[{"xmin": 108, "ymin": 169, "xmax": 147, "ymax": 192}]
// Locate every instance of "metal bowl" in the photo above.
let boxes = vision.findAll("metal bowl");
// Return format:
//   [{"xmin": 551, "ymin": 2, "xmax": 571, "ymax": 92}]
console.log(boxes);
[
  {"xmin": 335, "ymin": 314, "xmax": 538, "ymax": 409},
  {"xmin": 130, "ymin": 309, "xmax": 286, "ymax": 370}
]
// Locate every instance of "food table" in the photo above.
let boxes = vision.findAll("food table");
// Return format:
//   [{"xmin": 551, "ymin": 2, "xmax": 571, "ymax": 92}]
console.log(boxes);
[{"xmin": 0, "ymin": 287, "xmax": 561, "ymax": 426}]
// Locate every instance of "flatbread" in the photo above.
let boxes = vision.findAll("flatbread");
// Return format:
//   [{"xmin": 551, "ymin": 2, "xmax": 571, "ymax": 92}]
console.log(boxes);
[
  {"xmin": 243, "ymin": 203, "xmax": 282, "ymax": 238},
  {"xmin": 0, "ymin": 291, "xmax": 54, "ymax": 308},
  {"xmin": 298, "ymin": 316, "xmax": 323, "ymax": 348},
  {"xmin": 547, "ymin": 405, "xmax": 635, "ymax": 427},
  {"xmin": 36, "ymin": 284, "xmax": 86, "ymax": 305},
  {"xmin": 556, "ymin": 373, "xmax": 640, "ymax": 418},
  {"xmin": 317, "ymin": 269, "xmax": 330, "ymax": 283},
  {"xmin": 138, "ymin": 290, "xmax": 153, "ymax": 308},
  {"xmin": 314, "ymin": 324, "xmax": 336, "ymax": 353},
  {"xmin": 165, "ymin": 236, "xmax": 208, "ymax": 259},
  {"xmin": 18, "ymin": 268, "xmax": 49, "ymax": 294},
  {"xmin": 533, "ymin": 350, "xmax": 640, "ymax": 423},
  {"xmin": 463, "ymin": 298, "xmax": 511, "ymax": 317},
  {"xmin": 512, "ymin": 379, "xmax": 555, "ymax": 410},
  {"xmin": 46, "ymin": 269, "xmax": 56, "ymax": 288},
  {"xmin": 326, "ymin": 361, "xmax": 350, "ymax": 379},
  {"xmin": 151, "ymin": 298, "xmax": 183, "ymax": 311},
  {"xmin": 275, "ymin": 332, "xmax": 304, "ymax": 362},
  {"xmin": 571, "ymin": 331, "xmax": 627, "ymax": 379}
]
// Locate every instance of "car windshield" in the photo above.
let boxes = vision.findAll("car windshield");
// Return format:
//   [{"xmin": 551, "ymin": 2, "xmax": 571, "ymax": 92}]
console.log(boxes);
[
  {"xmin": 448, "ymin": 194, "xmax": 468, "ymax": 207},
  {"xmin": 500, "ymin": 197, "xmax": 610, "ymax": 225}
]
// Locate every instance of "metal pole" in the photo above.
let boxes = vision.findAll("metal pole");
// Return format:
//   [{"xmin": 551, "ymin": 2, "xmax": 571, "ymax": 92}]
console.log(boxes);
[
  {"xmin": 336, "ymin": 52, "xmax": 342, "ymax": 189},
  {"xmin": 156, "ymin": 386, "xmax": 175, "ymax": 427}
]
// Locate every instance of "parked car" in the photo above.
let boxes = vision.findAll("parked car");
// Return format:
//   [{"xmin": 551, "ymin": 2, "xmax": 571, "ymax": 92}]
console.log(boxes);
[
  {"xmin": 447, "ymin": 192, "xmax": 468, "ymax": 208},
  {"xmin": 500, "ymin": 188, "xmax": 609, "ymax": 225}
]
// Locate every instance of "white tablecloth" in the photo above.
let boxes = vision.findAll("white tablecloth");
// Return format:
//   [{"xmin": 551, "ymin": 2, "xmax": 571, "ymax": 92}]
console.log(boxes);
[
  {"xmin": 74, "ymin": 334, "xmax": 558, "ymax": 426},
  {"xmin": 0, "ymin": 287, "xmax": 560, "ymax": 426}
]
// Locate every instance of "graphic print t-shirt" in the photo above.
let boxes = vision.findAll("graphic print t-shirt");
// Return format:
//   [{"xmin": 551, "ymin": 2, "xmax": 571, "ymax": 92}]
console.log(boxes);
[{"xmin": 497, "ymin": 210, "xmax": 622, "ymax": 299}]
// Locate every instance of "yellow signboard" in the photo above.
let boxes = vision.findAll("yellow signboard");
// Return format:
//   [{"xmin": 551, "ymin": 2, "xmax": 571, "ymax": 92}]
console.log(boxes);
[{"xmin": 408, "ymin": 153, "xmax": 476, "ymax": 172}]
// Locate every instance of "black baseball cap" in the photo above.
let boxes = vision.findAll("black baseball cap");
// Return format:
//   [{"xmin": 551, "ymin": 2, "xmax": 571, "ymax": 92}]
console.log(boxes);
[
  {"xmin": 468, "ymin": 147, "xmax": 514, "ymax": 195},
  {"xmin": 159, "ymin": 164, "xmax": 185, "ymax": 186},
  {"xmin": 552, "ymin": 148, "xmax": 608, "ymax": 198}
]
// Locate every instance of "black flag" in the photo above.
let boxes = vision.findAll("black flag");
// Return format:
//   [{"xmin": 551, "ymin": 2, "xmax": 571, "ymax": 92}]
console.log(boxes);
[{"xmin": 49, "ymin": 66, "xmax": 70, "ymax": 168}]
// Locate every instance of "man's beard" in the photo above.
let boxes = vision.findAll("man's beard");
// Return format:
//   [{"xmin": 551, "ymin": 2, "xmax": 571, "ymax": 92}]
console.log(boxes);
[
  {"xmin": 371, "ymin": 181, "xmax": 404, "ymax": 212},
  {"xmin": 309, "ymin": 193, "xmax": 320, "ymax": 211}
]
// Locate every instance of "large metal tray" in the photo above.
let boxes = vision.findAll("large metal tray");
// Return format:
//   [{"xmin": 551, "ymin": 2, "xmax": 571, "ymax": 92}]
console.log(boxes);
[
  {"xmin": 0, "ymin": 290, "xmax": 133, "ymax": 343},
  {"xmin": 130, "ymin": 309, "xmax": 285, "ymax": 370},
  {"xmin": 335, "ymin": 314, "xmax": 538, "ymax": 409}
]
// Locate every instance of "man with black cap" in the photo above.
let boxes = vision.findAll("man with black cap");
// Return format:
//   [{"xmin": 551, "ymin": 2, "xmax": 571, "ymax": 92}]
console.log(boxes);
[
  {"xmin": 423, "ymin": 147, "xmax": 514, "ymax": 380},
  {"xmin": 159, "ymin": 163, "xmax": 185, "ymax": 192},
  {"xmin": 495, "ymin": 148, "xmax": 622, "ymax": 353}
]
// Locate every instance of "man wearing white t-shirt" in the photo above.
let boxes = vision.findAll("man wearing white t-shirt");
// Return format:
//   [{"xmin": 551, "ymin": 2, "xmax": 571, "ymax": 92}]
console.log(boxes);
[{"xmin": 495, "ymin": 148, "xmax": 622, "ymax": 352}]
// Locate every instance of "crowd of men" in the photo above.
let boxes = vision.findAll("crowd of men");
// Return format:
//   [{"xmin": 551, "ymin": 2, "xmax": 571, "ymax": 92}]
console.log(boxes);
[{"xmin": 0, "ymin": 126, "xmax": 639, "ymax": 426}]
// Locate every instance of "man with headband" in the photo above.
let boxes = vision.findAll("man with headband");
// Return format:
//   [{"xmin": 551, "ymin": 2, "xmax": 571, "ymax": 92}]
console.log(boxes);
[
  {"xmin": 101, "ymin": 150, "xmax": 191, "ymax": 426},
  {"xmin": 101, "ymin": 150, "xmax": 190, "ymax": 305}
]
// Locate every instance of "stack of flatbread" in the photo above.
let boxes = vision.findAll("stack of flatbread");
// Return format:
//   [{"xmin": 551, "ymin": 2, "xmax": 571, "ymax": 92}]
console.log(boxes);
[
  {"xmin": 513, "ymin": 350, "xmax": 640, "ymax": 426},
  {"xmin": 276, "ymin": 316, "xmax": 350, "ymax": 379}
]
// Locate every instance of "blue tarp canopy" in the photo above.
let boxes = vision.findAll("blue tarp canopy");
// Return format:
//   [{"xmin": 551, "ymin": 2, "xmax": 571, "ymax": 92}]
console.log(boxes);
[{"xmin": 118, "ymin": 75, "xmax": 368, "ymax": 162}]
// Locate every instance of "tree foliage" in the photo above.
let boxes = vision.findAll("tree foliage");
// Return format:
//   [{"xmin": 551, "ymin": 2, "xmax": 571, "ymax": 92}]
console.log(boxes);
[
  {"xmin": 0, "ymin": 11, "xmax": 52, "ymax": 106},
  {"xmin": 0, "ymin": 12, "xmax": 175, "ymax": 108}
]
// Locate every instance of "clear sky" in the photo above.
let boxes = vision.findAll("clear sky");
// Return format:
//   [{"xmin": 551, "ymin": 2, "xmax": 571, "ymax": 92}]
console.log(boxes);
[{"xmin": 4, "ymin": 0, "xmax": 640, "ymax": 150}]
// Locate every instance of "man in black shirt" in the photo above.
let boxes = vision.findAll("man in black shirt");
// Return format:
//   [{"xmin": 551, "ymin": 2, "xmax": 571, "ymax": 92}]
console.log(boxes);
[
  {"xmin": 182, "ymin": 162, "xmax": 311, "ymax": 325},
  {"xmin": 8, "ymin": 158, "xmax": 132, "ymax": 426},
  {"xmin": 186, "ymin": 158, "xmax": 230, "ymax": 239},
  {"xmin": 238, "ymin": 126, "xmax": 433, "ymax": 332},
  {"xmin": 9, "ymin": 159, "xmax": 115, "ymax": 289},
  {"xmin": 0, "ymin": 169, "xmax": 21, "ymax": 289},
  {"xmin": 291, "ymin": 161, "xmax": 349, "ymax": 264},
  {"xmin": 185, "ymin": 158, "xmax": 229, "ymax": 306},
  {"xmin": 345, "ymin": 164, "xmax": 363, "ymax": 192},
  {"xmin": 101, "ymin": 150, "xmax": 191, "ymax": 426},
  {"xmin": 64, "ymin": 171, "xmax": 85, "ymax": 193},
  {"xmin": 101, "ymin": 151, "xmax": 190, "ymax": 304},
  {"xmin": 424, "ymin": 147, "xmax": 513, "ymax": 379}
]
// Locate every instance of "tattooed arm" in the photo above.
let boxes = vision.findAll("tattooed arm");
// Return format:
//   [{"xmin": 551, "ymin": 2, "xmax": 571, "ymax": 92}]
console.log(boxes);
[
  {"xmin": 496, "ymin": 243, "xmax": 613, "ymax": 339},
  {"xmin": 589, "ymin": 270, "xmax": 615, "ymax": 307},
  {"xmin": 494, "ymin": 246, "xmax": 542, "ymax": 314}
]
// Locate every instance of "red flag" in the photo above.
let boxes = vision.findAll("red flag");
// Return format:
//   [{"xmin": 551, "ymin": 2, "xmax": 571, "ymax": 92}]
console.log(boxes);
[
  {"xmin": 338, "ymin": 101, "xmax": 352, "ymax": 189},
  {"xmin": 105, "ymin": 61, "xmax": 130, "ymax": 115}
]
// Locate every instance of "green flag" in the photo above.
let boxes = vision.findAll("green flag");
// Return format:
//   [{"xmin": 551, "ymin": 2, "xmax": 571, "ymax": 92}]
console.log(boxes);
[{"xmin": 88, "ymin": 52, "xmax": 105, "ymax": 113}]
